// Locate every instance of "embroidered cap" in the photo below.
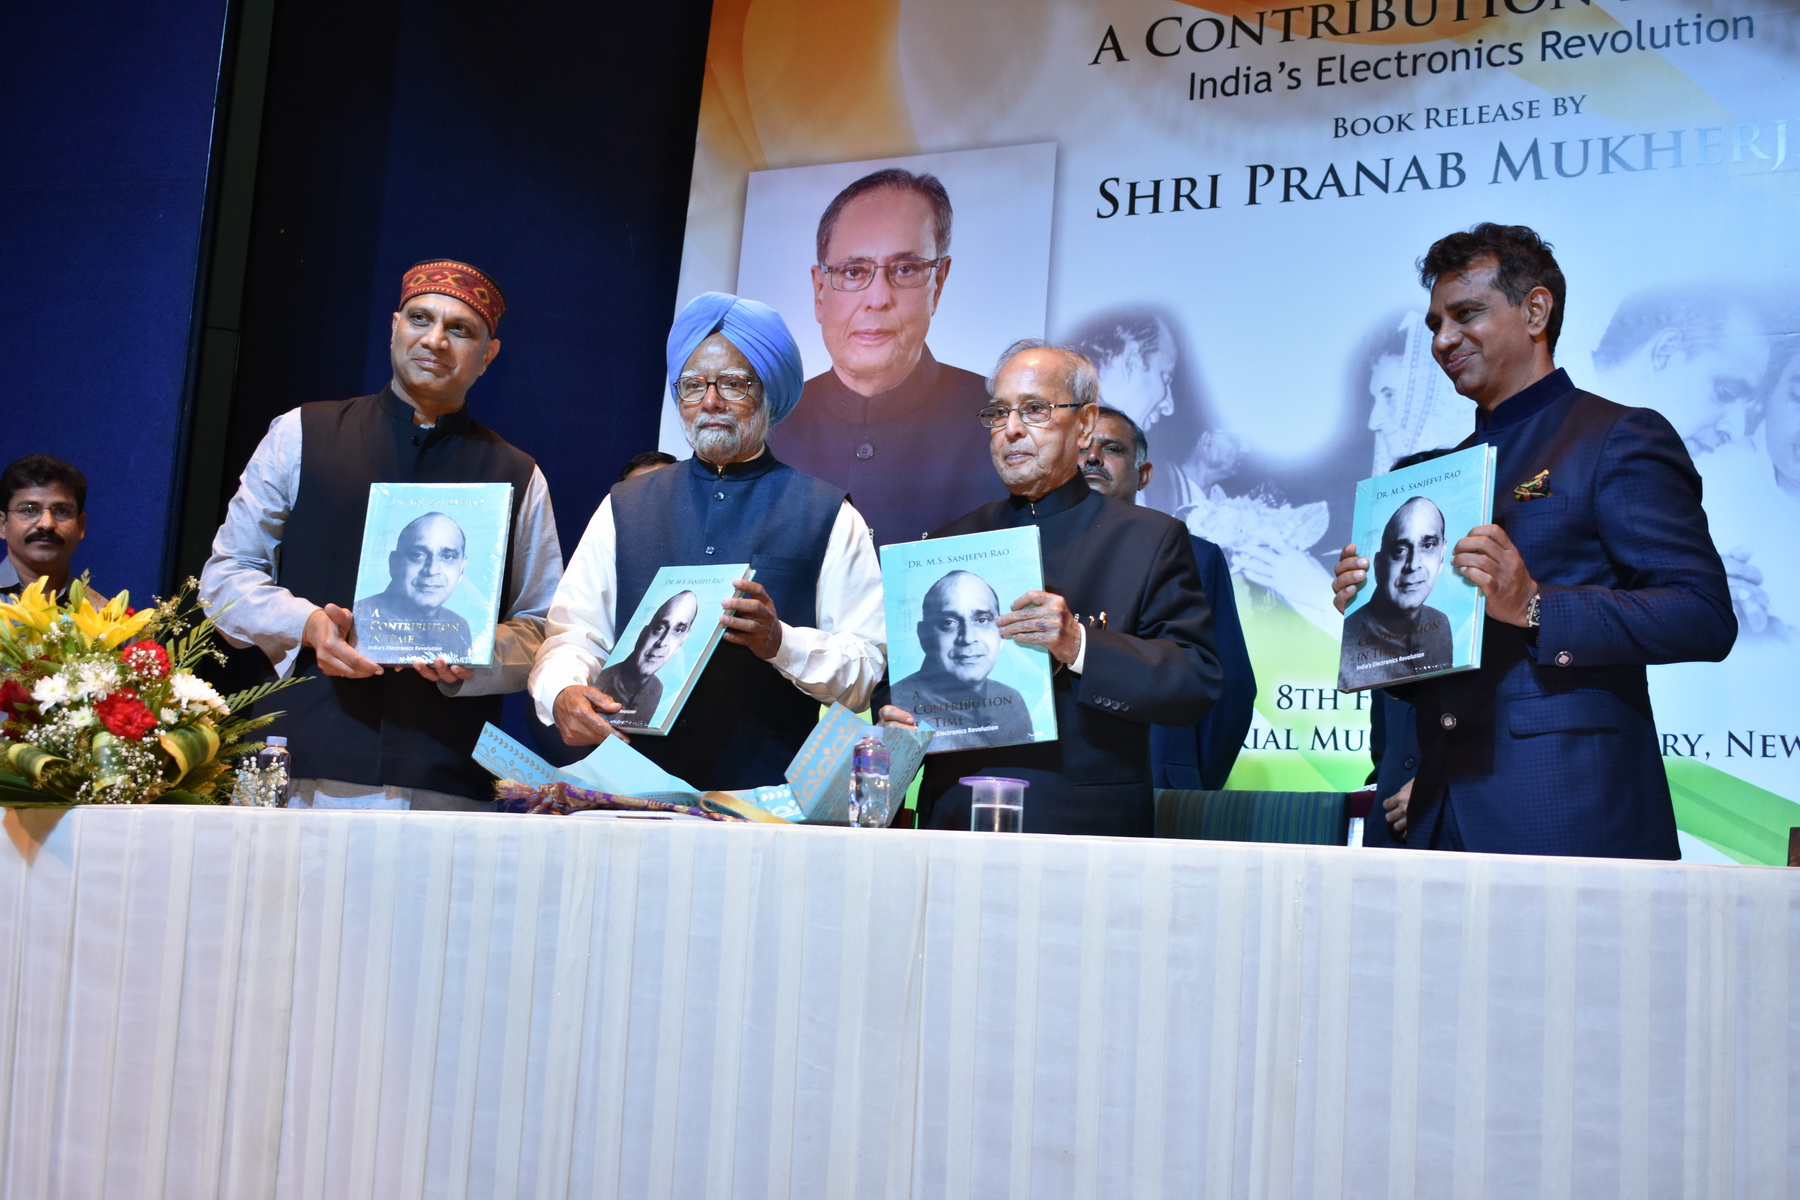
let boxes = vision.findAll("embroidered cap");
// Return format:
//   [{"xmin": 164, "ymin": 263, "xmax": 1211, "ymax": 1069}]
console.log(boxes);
[{"xmin": 400, "ymin": 259, "xmax": 507, "ymax": 335}]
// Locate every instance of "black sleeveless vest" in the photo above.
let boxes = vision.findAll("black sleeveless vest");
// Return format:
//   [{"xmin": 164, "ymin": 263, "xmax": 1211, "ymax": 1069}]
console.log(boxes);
[
  {"xmin": 609, "ymin": 452, "xmax": 845, "ymax": 790},
  {"xmin": 269, "ymin": 389, "xmax": 537, "ymax": 799}
]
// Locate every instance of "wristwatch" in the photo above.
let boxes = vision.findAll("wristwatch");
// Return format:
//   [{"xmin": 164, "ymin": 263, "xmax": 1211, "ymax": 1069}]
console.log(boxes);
[{"xmin": 1524, "ymin": 593, "xmax": 1542, "ymax": 645}]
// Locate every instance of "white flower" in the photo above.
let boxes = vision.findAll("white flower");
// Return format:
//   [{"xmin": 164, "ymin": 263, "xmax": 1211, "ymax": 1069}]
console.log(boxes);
[
  {"xmin": 31, "ymin": 675, "xmax": 74, "ymax": 710},
  {"xmin": 75, "ymin": 661, "xmax": 120, "ymax": 700},
  {"xmin": 170, "ymin": 672, "xmax": 230, "ymax": 715},
  {"xmin": 159, "ymin": 707, "xmax": 179, "ymax": 725}
]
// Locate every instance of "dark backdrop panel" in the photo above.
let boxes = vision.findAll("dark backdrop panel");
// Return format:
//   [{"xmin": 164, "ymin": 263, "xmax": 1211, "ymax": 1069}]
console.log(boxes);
[
  {"xmin": 213, "ymin": 0, "xmax": 714, "ymax": 750},
  {"xmin": 0, "ymin": 3, "xmax": 230, "ymax": 600},
  {"xmin": 224, "ymin": 0, "xmax": 715, "ymax": 566}
]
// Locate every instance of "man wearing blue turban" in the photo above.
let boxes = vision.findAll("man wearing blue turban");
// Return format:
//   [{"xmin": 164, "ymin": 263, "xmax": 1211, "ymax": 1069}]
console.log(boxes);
[{"xmin": 530, "ymin": 293, "xmax": 888, "ymax": 790}]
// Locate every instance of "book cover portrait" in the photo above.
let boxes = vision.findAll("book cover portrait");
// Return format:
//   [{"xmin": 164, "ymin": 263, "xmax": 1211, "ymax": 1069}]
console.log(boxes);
[
  {"xmin": 352, "ymin": 482, "xmax": 513, "ymax": 666},
  {"xmin": 880, "ymin": 527, "xmax": 1056, "ymax": 752}
]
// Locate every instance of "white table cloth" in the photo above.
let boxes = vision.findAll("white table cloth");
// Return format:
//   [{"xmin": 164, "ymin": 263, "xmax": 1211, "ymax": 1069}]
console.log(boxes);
[{"xmin": 0, "ymin": 807, "xmax": 1792, "ymax": 1199}]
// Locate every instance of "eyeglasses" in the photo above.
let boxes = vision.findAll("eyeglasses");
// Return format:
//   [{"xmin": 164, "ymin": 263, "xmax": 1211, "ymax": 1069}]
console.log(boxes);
[
  {"xmin": 8, "ymin": 502, "xmax": 79, "ymax": 522},
  {"xmin": 819, "ymin": 257, "xmax": 944, "ymax": 292},
  {"xmin": 976, "ymin": 401, "xmax": 1084, "ymax": 429},
  {"xmin": 675, "ymin": 373, "xmax": 763, "ymax": 404}
]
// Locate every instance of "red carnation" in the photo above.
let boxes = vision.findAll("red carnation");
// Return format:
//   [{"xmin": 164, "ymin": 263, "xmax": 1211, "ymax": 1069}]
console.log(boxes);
[
  {"xmin": 96, "ymin": 688, "xmax": 159, "ymax": 741},
  {"xmin": 121, "ymin": 639, "xmax": 171, "ymax": 680},
  {"xmin": 0, "ymin": 679, "xmax": 32, "ymax": 738},
  {"xmin": 0, "ymin": 679, "xmax": 28, "ymax": 718}
]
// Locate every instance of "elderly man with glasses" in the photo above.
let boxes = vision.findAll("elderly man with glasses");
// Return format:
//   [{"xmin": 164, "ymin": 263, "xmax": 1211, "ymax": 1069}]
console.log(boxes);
[
  {"xmin": 531, "ymin": 292, "xmax": 887, "ymax": 791},
  {"xmin": 0, "ymin": 454, "xmax": 92, "ymax": 599},
  {"xmin": 880, "ymin": 339, "xmax": 1224, "ymax": 836},
  {"xmin": 769, "ymin": 168, "xmax": 997, "ymax": 546}
]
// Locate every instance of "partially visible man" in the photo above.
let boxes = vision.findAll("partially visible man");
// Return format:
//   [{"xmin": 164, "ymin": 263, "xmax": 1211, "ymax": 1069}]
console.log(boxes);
[
  {"xmin": 593, "ymin": 589, "xmax": 699, "ymax": 726},
  {"xmin": 202, "ymin": 259, "xmax": 562, "ymax": 810},
  {"xmin": 617, "ymin": 450, "xmax": 677, "ymax": 483},
  {"xmin": 1591, "ymin": 287, "xmax": 1767, "ymax": 458},
  {"xmin": 1332, "ymin": 223, "xmax": 1735, "ymax": 858},
  {"xmin": 769, "ymin": 169, "xmax": 995, "ymax": 545},
  {"xmin": 1068, "ymin": 309, "xmax": 1339, "ymax": 634},
  {"xmin": 1340, "ymin": 496, "xmax": 1454, "ymax": 687},
  {"xmin": 532, "ymin": 292, "xmax": 886, "ymax": 790},
  {"xmin": 882, "ymin": 340, "xmax": 1223, "ymax": 836},
  {"xmin": 888, "ymin": 569, "xmax": 1035, "ymax": 748},
  {"xmin": 1362, "ymin": 312, "xmax": 1468, "ymax": 476},
  {"xmin": 0, "ymin": 455, "xmax": 88, "ymax": 598},
  {"xmin": 353, "ymin": 511, "xmax": 474, "ymax": 661},
  {"xmin": 1078, "ymin": 406, "xmax": 1255, "ymax": 790}
]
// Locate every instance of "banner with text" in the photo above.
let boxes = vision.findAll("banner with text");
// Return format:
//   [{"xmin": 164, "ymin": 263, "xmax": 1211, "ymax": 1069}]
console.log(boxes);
[{"xmin": 672, "ymin": 0, "xmax": 1800, "ymax": 862}]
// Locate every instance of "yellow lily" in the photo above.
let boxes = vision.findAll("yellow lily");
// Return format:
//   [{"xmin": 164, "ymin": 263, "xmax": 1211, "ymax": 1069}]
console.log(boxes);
[
  {"xmin": 71, "ymin": 591, "xmax": 153, "ymax": 650},
  {"xmin": 0, "ymin": 577, "xmax": 60, "ymax": 636}
]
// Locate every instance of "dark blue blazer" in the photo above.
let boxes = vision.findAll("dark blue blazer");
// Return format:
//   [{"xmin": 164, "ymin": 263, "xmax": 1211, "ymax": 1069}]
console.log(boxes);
[
  {"xmin": 1404, "ymin": 370, "xmax": 1735, "ymax": 859},
  {"xmin": 1151, "ymin": 535, "xmax": 1256, "ymax": 790}
]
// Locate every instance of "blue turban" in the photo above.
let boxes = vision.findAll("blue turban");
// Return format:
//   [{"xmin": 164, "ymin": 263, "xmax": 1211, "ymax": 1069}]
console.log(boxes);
[{"xmin": 665, "ymin": 292, "xmax": 806, "ymax": 426}]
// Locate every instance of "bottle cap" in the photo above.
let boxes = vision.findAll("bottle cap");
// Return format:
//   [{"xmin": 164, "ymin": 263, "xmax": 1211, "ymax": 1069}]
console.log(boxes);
[{"xmin": 266, "ymin": 736, "xmax": 288, "ymax": 747}]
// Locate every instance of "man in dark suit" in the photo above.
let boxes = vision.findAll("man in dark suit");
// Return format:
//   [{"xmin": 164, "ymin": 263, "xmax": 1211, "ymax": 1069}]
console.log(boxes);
[
  {"xmin": 882, "ymin": 339, "xmax": 1223, "ymax": 836},
  {"xmin": 1078, "ymin": 405, "xmax": 1255, "ymax": 790},
  {"xmin": 1333, "ymin": 223, "xmax": 1736, "ymax": 858},
  {"xmin": 769, "ymin": 169, "xmax": 995, "ymax": 545}
]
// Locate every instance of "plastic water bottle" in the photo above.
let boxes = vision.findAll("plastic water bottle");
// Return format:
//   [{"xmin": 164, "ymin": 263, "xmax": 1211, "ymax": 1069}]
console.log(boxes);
[
  {"xmin": 252, "ymin": 736, "xmax": 293, "ymax": 808},
  {"xmin": 849, "ymin": 736, "xmax": 892, "ymax": 828}
]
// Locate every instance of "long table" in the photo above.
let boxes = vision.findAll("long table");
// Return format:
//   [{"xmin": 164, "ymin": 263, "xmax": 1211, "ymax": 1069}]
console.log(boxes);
[{"xmin": 1, "ymin": 806, "xmax": 1793, "ymax": 1198}]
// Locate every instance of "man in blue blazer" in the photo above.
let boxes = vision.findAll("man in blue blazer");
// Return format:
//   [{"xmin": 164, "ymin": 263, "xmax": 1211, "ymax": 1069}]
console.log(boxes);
[{"xmin": 1334, "ymin": 223, "xmax": 1736, "ymax": 858}]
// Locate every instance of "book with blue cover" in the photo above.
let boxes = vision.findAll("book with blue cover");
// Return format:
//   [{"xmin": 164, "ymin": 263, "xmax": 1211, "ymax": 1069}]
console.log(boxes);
[
  {"xmin": 1337, "ymin": 442, "xmax": 1496, "ymax": 691},
  {"xmin": 783, "ymin": 703, "xmax": 933, "ymax": 822},
  {"xmin": 472, "ymin": 709, "xmax": 931, "ymax": 824},
  {"xmin": 602, "ymin": 563, "xmax": 753, "ymax": 734},
  {"xmin": 879, "ymin": 526, "xmax": 1057, "ymax": 752},
  {"xmin": 352, "ymin": 482, "xmax": 513, "ymax": 666}
]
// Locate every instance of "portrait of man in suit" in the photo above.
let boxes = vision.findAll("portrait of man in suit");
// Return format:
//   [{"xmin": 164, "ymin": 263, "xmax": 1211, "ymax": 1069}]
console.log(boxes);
[
  {"xmin": 354, "ymin": 511, "xmax": 474, "ymax": 660},
  {"xmin": 595, "ymin": 588, "xmax": 699, "ymax": 725},
  {"xmin": 1341, "ymin": 496, "xmax": 1454, "ymax": 687},
  {"xmin": 768, "ymin": 168, "xmax": 996, "ymax": 545},
  {"xmin": 888, "ymin": 569, "xmax": 1035, "ymax": 748}
]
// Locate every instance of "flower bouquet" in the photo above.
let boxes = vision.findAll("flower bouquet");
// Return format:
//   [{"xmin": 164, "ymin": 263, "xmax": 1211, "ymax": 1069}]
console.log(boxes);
[{"xmin": 0, "ymin": 577, "xmax": 307, "ymax": 806}]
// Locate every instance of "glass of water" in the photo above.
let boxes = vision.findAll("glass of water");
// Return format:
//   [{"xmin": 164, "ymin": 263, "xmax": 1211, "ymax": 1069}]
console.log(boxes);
[{"xmin": 962, "ymin": 776, "xmax": 1027, "ymax": 833}]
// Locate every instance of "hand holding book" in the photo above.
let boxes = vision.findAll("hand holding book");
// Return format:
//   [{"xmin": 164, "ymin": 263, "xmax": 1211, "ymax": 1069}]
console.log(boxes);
[
  {"xmin": 1450, "ymin": 524, "xmax": 1539, "ymax": 627},
  {"xmin": 995, "ymin": 588, "xmax": 1081, "ymax": 665},
  {"xmin": 552, "ymin": 683, "xmax": 632, "ymax": 746},
  {"xmin": 720, "ymin": 577, "xmax": 783, "ymax": 659},
  {"xmin": 303, "ymin": 604, "xmax": 382, "ymax": 678}
]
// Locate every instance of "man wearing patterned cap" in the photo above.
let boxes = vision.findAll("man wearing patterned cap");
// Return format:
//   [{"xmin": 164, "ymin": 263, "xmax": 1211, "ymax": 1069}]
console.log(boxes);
[
  {"xmin": 531, "ymin": 292, "xmax": 887, "ymax": 791},
  {"xmin": 202, "ymin": 259, "xmax": 563, "ymax": 810}
]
